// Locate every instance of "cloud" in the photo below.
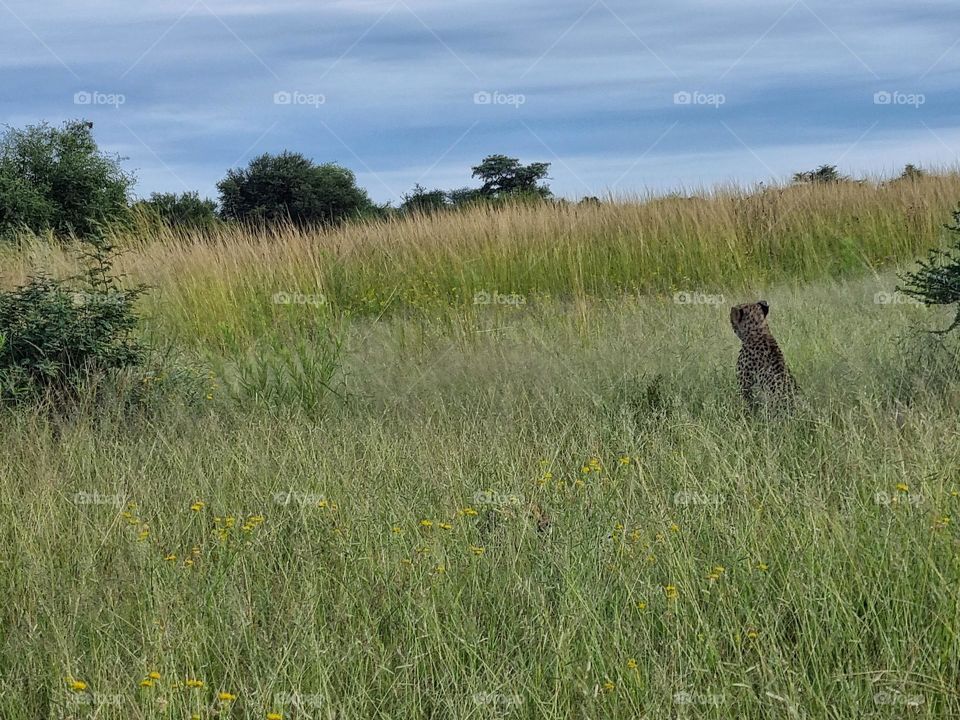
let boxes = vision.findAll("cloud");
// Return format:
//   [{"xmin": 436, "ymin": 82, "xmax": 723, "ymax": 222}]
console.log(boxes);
[{"xmin": 2, "ymin": 0, "xmax": 959, "ymax": 203}]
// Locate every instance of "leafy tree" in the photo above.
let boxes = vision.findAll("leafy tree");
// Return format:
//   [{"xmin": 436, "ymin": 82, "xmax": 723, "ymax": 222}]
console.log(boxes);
[
  {"xmin": 0, "ymin": 234, "xmax": 147, "ymax": 404},
  {"xmin": 134, "ymin": 192, "xmax": 218, "ymax": 231},
  {"xmin": 898, "ymin": 164, "xmax": 925, "ymax": 182},
  {"xmin": 400, "ymin": 184, "xmax": 448, "ymax": 215},
  {"xmin": 0, "ymin": 120, "xmax": 134, "ymax": 239},
  {"xmin": 217, "ymin": 152, "xmax": 373, "ymax": 226},
  {"xmin": 899, "ymin": 206, "xmax": 960, "ymax": 334},
  {"xmin": 447, "ymin": 187, "xmax": 482, "ymax": 208},
  {"xmin": 471, "ymin": 155, "xmax": 551, "ymax": 199},
  {"xmin": 792, "ymin": 164, "xmax": 847, "ymax": 184}
]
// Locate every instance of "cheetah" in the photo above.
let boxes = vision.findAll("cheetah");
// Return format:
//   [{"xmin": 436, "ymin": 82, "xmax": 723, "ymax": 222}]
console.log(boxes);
[{"xmin": 730, "ymin": 300, "xmax": 797, "ymax": 409}]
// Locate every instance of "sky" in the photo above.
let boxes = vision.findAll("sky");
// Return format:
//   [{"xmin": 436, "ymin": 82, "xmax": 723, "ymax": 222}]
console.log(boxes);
[{"xmin": 2, "ymin": 0, "xmax": 959, "ymax": 204}]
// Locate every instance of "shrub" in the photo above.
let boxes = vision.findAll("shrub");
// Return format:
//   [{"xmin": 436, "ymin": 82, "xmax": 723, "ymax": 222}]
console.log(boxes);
[
  {"xmin": 899, "ymin": 205, "xmax": 960, "ymax": 334},
  {"xmin": 0, "ymin": 120, "xmax": 134, "ymax": 240},
  {"xmin": 133, "ymin": 191, "xmax": 218, "ymax": 232},
  {"xmin": 400, "ymin": 184, "xmax": 449, "ymax": 215},
  {"xmin": 0, "ymin": 236, "xmax": 147, "ymax": 404},
  {"xmin": 792, "ymin": 164, "xmax": 848, "ymax": 184},
  {"xmin": 217, "ymin": 152, "xmax": 374, "ymax": 227}
]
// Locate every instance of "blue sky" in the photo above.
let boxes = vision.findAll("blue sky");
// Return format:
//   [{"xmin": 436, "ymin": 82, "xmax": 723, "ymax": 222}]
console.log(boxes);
[{"xmin": 3, "ymin": 0, "xmax": 959, "ymax": 204}]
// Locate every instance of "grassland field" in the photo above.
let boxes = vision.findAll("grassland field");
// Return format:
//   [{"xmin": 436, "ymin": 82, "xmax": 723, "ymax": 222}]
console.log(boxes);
[{"xmin": 2, "ymin": 176, "xmax": 960, "ymax": 719}]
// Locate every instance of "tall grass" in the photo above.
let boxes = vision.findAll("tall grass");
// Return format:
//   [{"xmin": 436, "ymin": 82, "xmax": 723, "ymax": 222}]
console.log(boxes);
[{"xmin": 2, "ymin": 174, "xmax": 958, "ymax": 351}]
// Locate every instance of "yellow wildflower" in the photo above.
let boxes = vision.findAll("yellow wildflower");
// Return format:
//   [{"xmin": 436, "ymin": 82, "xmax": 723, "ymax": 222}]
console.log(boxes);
[
  {"xmin": 66, "ymin": 677, "xmax": 87, "ymax": 692},
  {"xmin": 190, "ymin": 501, "xmax": 205, "ymax": 512},
  {"xmin": 217, "ymin": 691, "xmax": 237, "ymax": 702}
]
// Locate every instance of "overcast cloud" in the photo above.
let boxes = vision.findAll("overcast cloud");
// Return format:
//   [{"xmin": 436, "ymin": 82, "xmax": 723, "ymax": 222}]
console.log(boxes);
[{"xmin": 2, "ymin": 0, "xmax": 958, "ymax": 202}]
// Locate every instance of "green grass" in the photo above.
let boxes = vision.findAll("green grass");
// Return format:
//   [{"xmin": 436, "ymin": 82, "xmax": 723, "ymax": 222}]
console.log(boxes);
[{"xmin": 2, "ymin": 264, "xmax": 960, "ymax": 718}]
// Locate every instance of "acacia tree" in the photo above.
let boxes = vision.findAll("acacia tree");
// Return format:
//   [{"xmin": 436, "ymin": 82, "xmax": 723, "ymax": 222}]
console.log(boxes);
[{"xmin": 471, "ymin": 155, "xmax": 551, "ymax": 199}]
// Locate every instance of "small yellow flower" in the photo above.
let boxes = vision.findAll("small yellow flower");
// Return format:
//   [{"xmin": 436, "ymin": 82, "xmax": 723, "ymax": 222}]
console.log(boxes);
[
  {"xmin": 267, "ymin": 714, "xmax": 283, "ymax": 720},
  {"xmin": 218, "ymin": 691, "xmax": 237, "ymax": 702},
  {"xmin": 707, "ymin": 565, "xmax": 726, "ymax": 581},
  {"xmin": 461, "ymin": 507, "xmax": 478, "ymax": 516},
  {"xmin": 469, "ymin": 545, "xmax": 485, "ymax": 556},
  {"xmin": 66, "ymin": 677, "xmax": 87, "ymax": 692},
  {"xmin": 896, "ymin": 483, "xmax": 909, "ymax": 493},
  {"xmin": 602, "ymin": 680, "xmax": 615, "ymax": 692},
  {"xmin": 419, "ymin": 519, "xmax": 433, "ymax": 528},
  {"xmin": 669, "ymin": 522, "xmax": 679, "ymax": 533},
  {"xmin": 746, "ymin": 629, "xmax": 759, "ymax": 640},
  {"xmin": 438, "ymin": 522, "xmax": 452, "ymax": 530},
  {"xmin": 185, "ymin": 678, "xmax": 204, "ymax": 688},
  {"xmin": 664, "ymin": 584, "xmax": 678, "ymax": 600},
  {"xmin": 636, "ymin": 601, "xmax": 647, "ymax": 611},
  {"xmin": 626, "ymin": 658, "xmax": 638, "ymax": 669},
  {"xmin": 190, "ymin": 501, "xmax": 205, "ymax": 512},
  {"xmin": 391, "ymin": 526, "xmax": 403, "ymax": 534},
  {"xmin": 139, "ymin": 679, "xmax": 154, "ymax": 688},
  {"xmin": 619, "ymin": 456, "xmax": 631, "ymax": 465},
  {"xmin": 935, "ymin": 515, "xmax": 951, "ymax": 528},
  {"xmin": 434, "ymin": 564, "xmax": 446, "ymax": 574},
  {"xmin": 317, "ymin": 499, "xmax": 329, "ymax": 509},
  {"xmin": 756, "ymin": 561, "xmax": 769, "ymax": 572},
  {"xmin": 148, "ymin": 671, "xmax": 161, "ymax": 680},
  {"xmin": 137, "ymin": 529, "xmax": 150, "ymax": 541},
  {"xmin": 164, "ymin": 554, "xmax": 177, "ymax": 562}
]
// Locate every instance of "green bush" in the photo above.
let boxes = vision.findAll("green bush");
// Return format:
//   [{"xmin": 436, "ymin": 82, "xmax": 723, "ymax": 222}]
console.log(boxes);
[
  {"xmin": 133, "ymin": 191, "xmax": 218, "ymax": 232},
  {"xmin": 217, "ymin": 152, "xmax": 374, "ymax": 227},
  {"xmin": 0, "ymin": 120, "xmax": 134, "ymax": 240},
  {"xmin": 0, "ymin": 237, "xmax": 147, "ymax": 404},
  {"xmin": 899, "ymin": 205, "xmax": 960, "ymax": 334}
]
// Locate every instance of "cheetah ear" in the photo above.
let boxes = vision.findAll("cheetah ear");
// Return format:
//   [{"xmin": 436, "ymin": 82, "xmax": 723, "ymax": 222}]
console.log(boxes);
[{"xmin": 758, "ymin": 300, "xmax": 769, "ymax": 316}]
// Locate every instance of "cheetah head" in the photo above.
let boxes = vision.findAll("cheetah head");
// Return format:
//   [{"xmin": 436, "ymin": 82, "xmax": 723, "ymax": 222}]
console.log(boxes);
[{"xmin": 730, "ymin": 300, "xmax": 769, "ymax": 341}]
